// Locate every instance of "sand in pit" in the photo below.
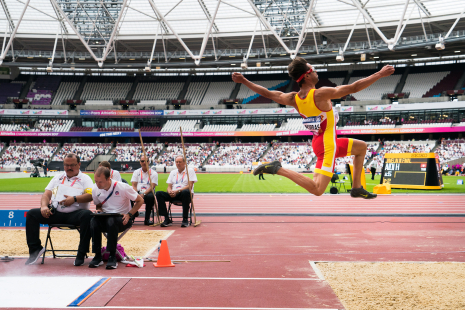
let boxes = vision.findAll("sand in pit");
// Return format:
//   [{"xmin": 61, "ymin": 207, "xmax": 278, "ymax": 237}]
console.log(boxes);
[
  {"xmin": 317, "ymin": 262, "xmax": 465, "ymax": 310},
  {"xmin": 0, "ymin": 229, "xmax": 172, "ymax": 257}
]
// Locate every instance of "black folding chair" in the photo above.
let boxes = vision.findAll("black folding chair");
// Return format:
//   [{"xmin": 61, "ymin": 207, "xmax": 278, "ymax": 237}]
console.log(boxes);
[
  {"xmin": 330, "ymin": 174, "xmax": 346, "ymax": 192},
  {"xmin": 41, "ymin": 224, "xmax": 86, "ymax": 264},
  {"xmin": 168, "ymin": 194, "xmax": 193, "ymax": 225}
]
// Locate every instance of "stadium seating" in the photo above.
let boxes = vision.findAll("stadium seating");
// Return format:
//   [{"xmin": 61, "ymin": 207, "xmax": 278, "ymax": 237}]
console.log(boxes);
[
  {"xmin": 0, "ymin": 82, "xmax": 23, "ymax": 104},
  {"xmin": 201, "ymin": 82, "xmax": 236, "ymax": 105},
  {"xmin": 343, "ymin": 119, "xmax": 395, "ymax": 128},
  {"xmin": 279, "ymin": 118, "xmax": 306, "ymax": 131},
  {"xmin": 261, "ymin": 143, "xmax": 314, "ymax": 170},
  {"xmin": 0, "ymin": 123, "xmax": 30, "ymax": 131},
  {"xmin": 349, "ymin": 75, "xmax": 401, "ymax": 101},
  {"xmin": 133, "ymin": 77, "xmax": 185, "ymax": 101},
  {"xmin": 80, "ymin": 77, "xmax": 133, "ymax": 100},
  {"xmin": 236, "ymin": 80, "xmax": 286, "ymax": 103},
  {"xmin": 140, "ymin": 126, "xmax": 162, "ymax": 132},
  {"xmin": 403, "ymin": 72, "xmax": 450, "ymax": 98},
  {"xmin": 241, "ymin": 124, "xmax": 276, "ymax": 131},
  {"xmin": 1, "ymin": 143, "xmax": 58, "ymax": 167},
  {"xmin": 435, "ymin": 140, "xmax": 465, "ymax": 163},
  {"xmin": 402, "ymin": 119, "xmax": 453, "ymax": 127},
  {"xmin": 52, "ymin": 79, "xmax": 80, "ymax": 105},
  {"xmin": 112, "ymin": 143, "xmax": 164, "ymax": 162},
  {"xmin": 69, "ymin": 126, "xmax": 93, "ymax": 132},
  {"xmin": 370, "ymin": 140, "xmax": 435, "ymax": 169},
  {"xmin": 161, "ymin": 120, "xmax": 198, "ymax": 132},
  {"xmin": 97, "ymin": 127, "xmax": 133, "ymax": 132},
  {"xmin": 54, "ymin": 143, "xmax": 111, "ymax": 162},
  {"xmin": 31, "ymin": 119, "xmax": 74, "ymax": 132},
  {"xmin": 206, "ymin": 143, "xmax": 268, "ymax": 167},
  {"xmin": 26, "ymin": 76, "xmax": 62, "ymax": 105},
  {"xmin": 202, "ymin": 124, "xmax": 237, "ymax": 132},
  {"xmin": 155, "ymin": 143, "xmax": 213, "ymax": 168},
  {"xmin": 185, "ymin": 77, "xmax": 210, "ymax": 106}
]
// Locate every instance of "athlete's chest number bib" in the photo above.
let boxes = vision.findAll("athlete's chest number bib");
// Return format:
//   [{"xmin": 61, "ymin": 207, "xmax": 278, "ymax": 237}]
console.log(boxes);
[{"xmin": 303, "ymin": 116, "xmax": 321, "ymax": 133}]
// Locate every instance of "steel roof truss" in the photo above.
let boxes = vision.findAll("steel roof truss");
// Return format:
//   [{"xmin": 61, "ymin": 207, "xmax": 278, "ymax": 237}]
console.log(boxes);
[{"xmin": 0, "ymin": 0, "xmax": 29, "ymax": 65}]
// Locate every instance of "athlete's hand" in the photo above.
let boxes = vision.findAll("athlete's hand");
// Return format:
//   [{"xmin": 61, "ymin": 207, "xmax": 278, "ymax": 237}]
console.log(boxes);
[
  {"xmin": 232, "ymin": 72, "xmax": 247, "ymax": 84},
  {"xmin": 378, "ymin": 65, "xmax": 395, "ymax": 78}
]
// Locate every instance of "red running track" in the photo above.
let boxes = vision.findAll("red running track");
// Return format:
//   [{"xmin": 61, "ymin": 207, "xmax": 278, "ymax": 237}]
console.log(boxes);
[{"xmin": 1, "ymin": 193, "xmax": 464, "ymax": 214}]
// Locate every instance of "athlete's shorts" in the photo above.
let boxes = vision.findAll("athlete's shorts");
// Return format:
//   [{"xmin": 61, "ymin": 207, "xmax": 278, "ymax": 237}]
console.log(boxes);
[{"xmin": 313, "ymin": 135, "xmax": 354, "ymax": 178}]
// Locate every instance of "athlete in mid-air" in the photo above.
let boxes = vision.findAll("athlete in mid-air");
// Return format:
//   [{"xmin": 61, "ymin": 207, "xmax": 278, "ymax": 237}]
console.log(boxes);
[{"xmin": 232, "ymin": 57, "xmax": 395, "ymax": 199}]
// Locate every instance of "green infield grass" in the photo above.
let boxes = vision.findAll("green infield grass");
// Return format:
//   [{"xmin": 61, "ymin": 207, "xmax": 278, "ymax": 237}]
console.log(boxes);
[{"xmin": 0, "ymin": 173, "xmax": 464, "ymax": 194}]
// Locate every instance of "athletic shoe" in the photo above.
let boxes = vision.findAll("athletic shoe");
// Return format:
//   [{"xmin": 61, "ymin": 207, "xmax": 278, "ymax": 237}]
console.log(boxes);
[
  {"xmin": 74, "ymin": 252, "xmax": 86, "ymax": 266},
  {"xmin": 350, "ymin": 186, "xmax": 377, "ymax": 199},
  {"xmin": 161, "ymin": 218, "xmax": 172, "ymax": 227},
  {"xmin": 88, "ymin": 256, "xmax": 103, "ymax": 268},
  {"xmin": 25, "ymin": 247, "xmax": 45, "ymax": 265},
  {"xmin": 253, "ymin": 160, "xmax": 282, "ymax": 176},
  {"xmin": 106, "ymin": 255, "xmax": 118, "ymax": 269},
  {"xmin": 181, "ymin": 219, "xmax": 190, "ymax": 228}
]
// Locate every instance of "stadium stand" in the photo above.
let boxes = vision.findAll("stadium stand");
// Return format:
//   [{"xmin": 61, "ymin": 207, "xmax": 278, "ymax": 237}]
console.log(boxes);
[
  {"xmin": 185, "ymin": 77, "xmax": 210, "ymax": 106},
  {"xmin": 202, "ymin": 124, "xmax": 237, "ymax": 132},
  {"xmin": 349, "ymin": 75, "xmax": 401, "ymax": 100},
  {"xmin": 161, "ymin": 120, "xmax": 198, "ymax": 132},
  {"xmin": 140, "ymin": 126, "xmax": 162, "ymax": 132},
  {"xmin": 423, "ymin": 71, "xmax": 463, "ymax": 98},
  {"xmin": 402, "ymin": 119, "xmax": 453, "ymax": 127},
  {"xmin": 0, "ymin": 82, "xmax": 22, "ymax": 104},
  {"xmin": 133, "ymin": 76, "xmax": 185, "ymax": 101},
  {"xmin": 70, "ymin": 126, "xmax": 93, "ymax": 132},
  {"xmin": 26, "ymin": 76, "xmax": 62, "ymax": 105},
  {"xmin": 155, "ymin": 143, "xmax": 213, "ymax": 168},
  {"xmin": 237, "ymin": 80, "xmax": 287, "ymax": 103},
  {"xmin": 333, "ymin": 142, "xmax": 379, "ymax": 173},
  {"xmin": 201, "ymin": 81, "xmax": 236, "ymax": 105},
  {"xmin": 112, "ymin": 143, "xmax": 164, "ymax": 162},
  {"xmin": 344, "ymin": 119, "xmax": 395, "ymax": 128},
  {"xmin": 31, "ymin": 119, "xmax": 73, "ymax": 132},
  {"xmin": 80, "ymin": 76, "xmax": 133, "ymax": 100},
  {"xmin": 206, "ymin": 143, "xmax": 268, "ymax": 168},
  {"xmin": 53, "ymin": 143, "xmax": 111, "ymax": 162},
  {"xmin": 0, "ymin": 143, "xmax": 58, "ymax": 167},
  {"xmin": 403, "ymin": 72, "xmax": 450, "ymax": 98},
  {"xmin": 0, "ymin": 123, "xmax": 30, "ymax": 131},
  {"xmin": 97, "ymin": 126, "xmax": 133, "ymax": 132},
  {"xmin": 370, "ymin": 140, "xmax": 435, "ymax": 169},
  {"xmin": 279, "ymin": 118, "xmax": 307, "ymax": 131},
  {"xmin": 52, "ymin": 76, "xmax": 81, "ymax": 105},
  {"xmin": 241, "ymin": 124, "xmax": 276, "ymax": 131},
  {"xmin": 436, "ymin": 140, "xmax": 465, "ymax": 163},
  {"xmin": 261, "ymin": 143, "xmax": 314, "ymax": 170}
]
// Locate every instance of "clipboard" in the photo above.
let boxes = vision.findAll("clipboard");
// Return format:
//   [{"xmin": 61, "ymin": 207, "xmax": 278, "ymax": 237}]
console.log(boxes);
[{"xmin": 52, "ymin": 184, "xmax": 84, "ymax": 207}]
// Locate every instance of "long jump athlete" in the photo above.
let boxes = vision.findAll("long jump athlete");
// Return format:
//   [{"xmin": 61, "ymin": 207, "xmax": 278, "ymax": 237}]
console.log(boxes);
[{"xmin": 232, "ymin": 57, "xmax": 395, "ymax": 199}]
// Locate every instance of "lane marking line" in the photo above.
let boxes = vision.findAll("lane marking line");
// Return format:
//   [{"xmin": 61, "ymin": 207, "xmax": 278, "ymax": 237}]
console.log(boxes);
[
  {"xmin": 110, "ymin": 277, "xmax": 321, "ymax": 281},
  {"xmin": 144, "ymin": 230, "xmax": 175, "ymax": 257},
  {"xmin": 309, "ymin": 261, "xmax": 325, "ymax": 281},
  {"xmin": 68, "ymin": 277, "xmax": 111, "ymax": 307}
]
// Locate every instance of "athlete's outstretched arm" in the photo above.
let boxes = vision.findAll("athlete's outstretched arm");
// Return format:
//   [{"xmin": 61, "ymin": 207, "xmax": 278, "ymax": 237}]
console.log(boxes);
[
  {"xmin": 316, "ymin": 65, "xmax": 395, "ymax": 101},
  {"xmin": 232, "ymin": 72, "xmax": 296, "ymax": 107}
]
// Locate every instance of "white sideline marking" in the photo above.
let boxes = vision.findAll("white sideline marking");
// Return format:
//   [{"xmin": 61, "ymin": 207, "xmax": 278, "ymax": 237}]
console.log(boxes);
[
  {"xmin": 77, "ymin": 307, "xmax": 338, "ymax": 310},
  {"xmin": 111, "ymin": 276, "xmax": 320, "ymax": 281},
  {"xmin": 143, "ymin": 230, "xmax": 175, "ymax": 257},
  {"xmin": 309, "ymin": 261, "xmax": 325, "ymax": 281}
]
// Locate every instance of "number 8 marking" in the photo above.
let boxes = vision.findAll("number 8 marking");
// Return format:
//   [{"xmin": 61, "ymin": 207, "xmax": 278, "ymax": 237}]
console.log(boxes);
[{"xmin": 8, "ymin": 211, "xmax": 14, "ymax": 219}]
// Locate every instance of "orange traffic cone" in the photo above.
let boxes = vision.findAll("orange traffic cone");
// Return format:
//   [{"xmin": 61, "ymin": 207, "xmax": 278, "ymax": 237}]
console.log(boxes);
[{"xmin": 153, "ymin": 240, "xmax": 175, "ymax": 267}]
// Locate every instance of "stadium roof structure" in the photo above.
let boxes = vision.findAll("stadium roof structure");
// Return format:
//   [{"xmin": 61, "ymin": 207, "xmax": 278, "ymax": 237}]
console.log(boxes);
[{"xmin": 0, "ymin": 0, "xmax": 464, "ymax": 69}]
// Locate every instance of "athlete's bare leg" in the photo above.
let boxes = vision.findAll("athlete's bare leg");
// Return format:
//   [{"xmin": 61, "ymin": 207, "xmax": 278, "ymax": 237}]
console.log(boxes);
[
  {"xmin": 350, "ymin": 139, "xmax": 368, "ymax": 189},
  {"xmin": 277, "ymin": 169, "xmax": 331, "ymax": 196}
]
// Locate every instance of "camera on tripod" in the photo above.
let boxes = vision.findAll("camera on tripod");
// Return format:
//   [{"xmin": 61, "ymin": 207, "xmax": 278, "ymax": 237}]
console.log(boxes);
[{"xmin": 30, "ymin": 159, "xmax": 44, "ymax": 167}]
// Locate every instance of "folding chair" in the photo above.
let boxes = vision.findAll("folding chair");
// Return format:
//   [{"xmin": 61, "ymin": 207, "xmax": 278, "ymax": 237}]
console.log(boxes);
[
  {"xmin": 41, "ymin": 224, "xmax": 86, "ymax": 264},
  {"xmin": 102, "ymin": 227, "xmax": 131, "ymax": 262},
  {"xmin": 330, "ymin": 174, "xmax": 346, "ymax": 192},
  {"xmin": 168, "ymin": 194, "xmax": 193, "ymax": 225}
]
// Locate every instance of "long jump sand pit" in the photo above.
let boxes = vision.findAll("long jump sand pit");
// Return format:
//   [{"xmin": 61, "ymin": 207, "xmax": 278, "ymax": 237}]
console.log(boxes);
[
  {"xmin": 0, "ymin": 229, "xmax": 172, "ymax": 257},
  {"xmin": 317, "ymin": 262, "xmax": 465, "ymax": 310}
]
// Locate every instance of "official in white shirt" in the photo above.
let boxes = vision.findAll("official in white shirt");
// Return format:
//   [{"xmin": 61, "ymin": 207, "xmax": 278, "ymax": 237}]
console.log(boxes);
[
  {"xmin": 156, "ymin": 155, "xmax": 197, "ymax": 227},
  {"xmin": 370, "ymin": 160, "xmax": 377, "ymax": 180},
  {"xmin": 131, "ymin": 155, "xmax": 158, "ymax": 225},
  {"xmin": 98, "ymin": 161, "xmax": 122, "ymax": 182},
  {"xmin": 89, "ymin": 167, "xmax": 143, "ymax": 269},
  {"xmin": 25, "ymin": 153, "xmax": 94, "ymax": 266}
]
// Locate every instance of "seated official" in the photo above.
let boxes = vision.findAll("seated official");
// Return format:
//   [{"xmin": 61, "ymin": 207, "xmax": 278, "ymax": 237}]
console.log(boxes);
[
  {"xmin": 131, "ymin": 155, "xmax": 158, "ymax": 225},
  {"xmin": 98, "ymin": 161, "xmax": 122, "ymax": 182},
  {"xmin": 156, "ymin": 155, "xmax": 197, "ymax": 228},
  {"xmin": 25, "ymin": 153, "xmax": 93, "ymax": 266},
  {"xmin": 89, "ymin": 167, "xmax": 143, "ymax": 269}
]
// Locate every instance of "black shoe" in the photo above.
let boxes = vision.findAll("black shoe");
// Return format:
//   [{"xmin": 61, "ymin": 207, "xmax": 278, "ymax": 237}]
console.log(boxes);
[
  {"xmin": 88, "ymin": 256, "xmax": 103, "ymax": 268},
  {"xmin": 350, "ymin": 186, "xmax": 377, "ymax": 199},
  {"xmin": 144, "ymin": 220, "xmax": 154, "ymax": 226},
  {"xmin": 160, "ymin": 218, "xmax": 172, "ymax": 227},
  {"xmin": 181, "ymin": 219, "xmax": 190, "ymax": 228},
  {"xmin": 74, "ymin": 252, "xmax": 86, "ymax": 266},
  {"xmin": 25, "ymin": 247, "xmax": 45, "ymax": 265},
  {"xmin": 253, "ymin": 160, "xmax": 282, "ymax": 176},
  {"xmin": 106, "ymin": 255, "xmax": 118, "ymax": 269}
]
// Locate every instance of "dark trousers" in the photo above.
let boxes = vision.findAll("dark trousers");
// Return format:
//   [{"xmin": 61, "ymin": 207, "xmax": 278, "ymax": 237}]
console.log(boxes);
[
  {"xmin": 26, "ymin": 208, "xmax": 92, "ymax": 255},
  {"xmin": 91, "ymin": 216, "xmax": 132, "ymax": 255},
  {"xmin": 156, "ymin": 190, "xmax": 191, "ymax": 220},
  {"xmin": 143, "ymin": 192, "xmax": 155, "ymax": 221},
  {"xmin": 259, "ymin": 173, "xmax": 265, "ymax": 180},
  {"xmin": 371, "ymin": 167, "xmax": 376, "ymax": 180}
]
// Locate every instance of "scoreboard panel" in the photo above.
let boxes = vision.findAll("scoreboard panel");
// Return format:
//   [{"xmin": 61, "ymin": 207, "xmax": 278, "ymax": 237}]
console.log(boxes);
[{"xmin": 380, "ymin": 153, "xmax": 443, "ymax": 189}]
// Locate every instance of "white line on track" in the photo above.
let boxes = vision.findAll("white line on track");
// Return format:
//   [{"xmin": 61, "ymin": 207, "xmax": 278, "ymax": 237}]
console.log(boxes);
[
  {"xmin": 309, "ymin": 262, "xmax": 325, "ymax": 281},
  {"xmin": 110, "ymin": 276, "xmax": 321, "ymax": 280}
]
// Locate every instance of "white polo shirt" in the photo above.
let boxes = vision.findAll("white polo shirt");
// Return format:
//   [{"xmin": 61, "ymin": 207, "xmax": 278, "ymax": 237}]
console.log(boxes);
[
  {"xmin": 92, "ymin": 180, "xmax": 138, "ymax": 214},
  {"xmin": 130, "ymin": 167, "xmax": 158, "ymax": 191},
  {"xmin": 167, "ymin": 167, "xmax": 197, "ymax": 193},
  {"xmin": 110, "ymin": 169, "xmax": 122, "ymax": 182},
  {"xmin": 45, "ymin": 171, "xmax": 94, "ymax": 213}
]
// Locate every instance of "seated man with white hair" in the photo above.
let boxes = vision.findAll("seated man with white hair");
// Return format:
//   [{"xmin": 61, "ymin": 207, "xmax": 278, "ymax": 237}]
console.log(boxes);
[{"xmin": 156, "ymin": 155, "xmax": 197, "ymax": 227}]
